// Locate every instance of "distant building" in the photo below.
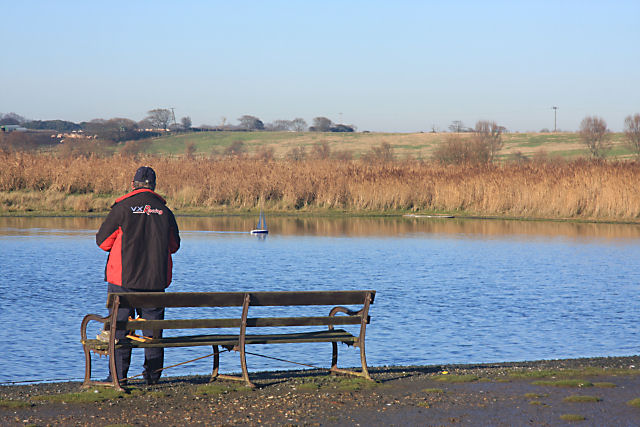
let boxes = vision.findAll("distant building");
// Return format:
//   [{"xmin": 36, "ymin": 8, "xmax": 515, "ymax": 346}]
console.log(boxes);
[{"xmin": 0, "ymin": 125, "xmax": 27, "ymax": 132}]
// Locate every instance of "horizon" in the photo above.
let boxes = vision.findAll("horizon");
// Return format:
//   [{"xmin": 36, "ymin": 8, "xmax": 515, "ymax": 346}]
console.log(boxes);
[{"xmin": 2, "ymin": 1, "xmax": 638, "ymax": 133}]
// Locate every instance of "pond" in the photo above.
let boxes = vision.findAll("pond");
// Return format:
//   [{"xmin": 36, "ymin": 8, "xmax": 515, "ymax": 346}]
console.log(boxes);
[{"xmin": 0, "ymin": 216, "xmax": 638, "ymax": 384}]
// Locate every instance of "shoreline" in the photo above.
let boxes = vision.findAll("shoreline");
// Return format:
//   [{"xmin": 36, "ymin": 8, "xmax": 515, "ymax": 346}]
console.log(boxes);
[
  {"xmin": 2, "ymin": 356, "xmax": 639, "ymax": 425},
  {"xmin": 2, "ymin": 210, "xmax": 640, "ymax": 226}
]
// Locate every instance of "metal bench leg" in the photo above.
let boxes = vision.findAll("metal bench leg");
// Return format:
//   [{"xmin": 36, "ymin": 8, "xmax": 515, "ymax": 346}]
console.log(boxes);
[
  {"xmin": 108, "ymin": 348, "xmax": 124, "ymax": 391},
  {"xmin": 331, "ymin": 342, "xmax": 339, "ymax": 373},
  {"xmin": 210, "ymin": 345, "xmax": 220, "ymax": 382},
  {"xmin": 239, "ymin": 344, "xmax": 253, "ymax": 387},
  {"xmin": 238, "ymin": 293, "xmax": 254, "ymax": 388},
  {"xmin": 359, "ymin": 341, "xmax": 371, "ymax": 380},
  {"xmin": 81, "ymin": 345, "xmax": 92, "ymax": 388}
]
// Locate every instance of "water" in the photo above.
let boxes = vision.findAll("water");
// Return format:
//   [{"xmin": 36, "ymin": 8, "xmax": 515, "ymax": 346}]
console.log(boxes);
[{"xmin": 0, "ymin": 216, "xmax": 638, "ymax": 384}]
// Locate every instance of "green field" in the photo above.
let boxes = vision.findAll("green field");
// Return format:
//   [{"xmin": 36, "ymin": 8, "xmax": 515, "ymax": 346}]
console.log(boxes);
[{"xmin": 144, "ymin": 131, "xmax": 632, "ymax": 160}]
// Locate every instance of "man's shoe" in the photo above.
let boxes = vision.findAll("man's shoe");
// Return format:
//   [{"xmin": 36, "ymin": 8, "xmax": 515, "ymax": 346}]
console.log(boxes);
[{"xmin": 144, "ymin": 376, "xmax": 159, "ymax": 385}]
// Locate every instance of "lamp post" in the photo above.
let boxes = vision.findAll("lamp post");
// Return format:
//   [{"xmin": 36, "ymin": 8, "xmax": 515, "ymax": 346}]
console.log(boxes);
[{"xmin": 552, "ymin": 106, "xmax": 558, "ymax": 133}]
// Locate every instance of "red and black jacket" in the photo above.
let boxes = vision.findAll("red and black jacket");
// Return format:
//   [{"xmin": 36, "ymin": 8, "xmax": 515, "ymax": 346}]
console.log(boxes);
[{"xmin": 96, "ymin": 189, "xmax": 180, "ymax": 290}]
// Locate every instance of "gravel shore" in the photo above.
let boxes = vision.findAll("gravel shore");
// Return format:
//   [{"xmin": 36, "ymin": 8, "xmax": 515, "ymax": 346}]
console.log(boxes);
[{"xmin": 2, "ymin": 356, "xmax": 639, "ymax": 426}]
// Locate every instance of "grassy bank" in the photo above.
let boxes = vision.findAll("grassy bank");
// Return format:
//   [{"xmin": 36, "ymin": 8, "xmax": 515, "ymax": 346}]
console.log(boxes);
[
  {"xmin": 147, "ymin": 131, "xmax": 632, "ymax": 160},
  {"xmin": 1, "ymin": 152, "xmax": 639, "ymax": 221}
]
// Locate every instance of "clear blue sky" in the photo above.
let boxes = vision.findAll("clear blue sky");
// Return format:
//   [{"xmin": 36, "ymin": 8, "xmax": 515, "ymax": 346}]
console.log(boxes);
[{"xmin": 2, "ymin": 0, "xmax": 638, "ymax": 132}]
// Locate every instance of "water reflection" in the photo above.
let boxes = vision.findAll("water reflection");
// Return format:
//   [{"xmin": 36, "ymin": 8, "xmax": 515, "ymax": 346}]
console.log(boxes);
[{"xmin": 1, "ymin": 215, "xmax": 639, "ymax": 240}]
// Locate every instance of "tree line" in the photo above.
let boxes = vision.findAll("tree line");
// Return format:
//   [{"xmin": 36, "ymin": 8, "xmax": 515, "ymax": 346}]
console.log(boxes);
[
  {"xmin": 0, "ymin": 110, "xmax": 356, "ymax": 139},
  {"xmin": 2, "ymin": 110, "xmax": 640, "ymax": 162}
]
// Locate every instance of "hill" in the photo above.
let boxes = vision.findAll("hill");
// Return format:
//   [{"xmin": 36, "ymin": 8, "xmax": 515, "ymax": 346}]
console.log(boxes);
[{"xmin": 145, "ymin": 131, "xmax": 631, "ymax": 160}]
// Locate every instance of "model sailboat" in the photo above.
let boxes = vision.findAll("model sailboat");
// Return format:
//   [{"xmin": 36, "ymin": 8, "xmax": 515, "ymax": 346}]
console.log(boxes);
[{"xmin": 250, "ymin": 210, "xmax": 268, "ymax": 234}]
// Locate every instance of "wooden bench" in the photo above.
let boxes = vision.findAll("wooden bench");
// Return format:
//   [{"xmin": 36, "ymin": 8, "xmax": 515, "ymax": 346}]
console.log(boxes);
[{"xmin": 81, "ymin": 290, "xmax": 375, "ymax": 390}]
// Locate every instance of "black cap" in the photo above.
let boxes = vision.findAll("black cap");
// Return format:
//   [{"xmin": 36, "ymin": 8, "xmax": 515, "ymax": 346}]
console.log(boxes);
[{"xmin": 133, "ymin": 166, "xmax": 156, "ymax": 188}]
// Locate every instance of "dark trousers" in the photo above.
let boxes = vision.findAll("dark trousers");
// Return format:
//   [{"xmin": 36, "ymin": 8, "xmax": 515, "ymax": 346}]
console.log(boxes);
[{"xmin": 107, "ymin": 283, "xmax": 164, "ymax": 382}]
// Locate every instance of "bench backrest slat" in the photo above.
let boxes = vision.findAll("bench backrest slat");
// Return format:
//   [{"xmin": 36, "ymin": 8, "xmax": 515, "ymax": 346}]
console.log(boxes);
[
  {"xmin": 118, "ymin": 315, "xmax": 366, "ymax": 330},
  {"xmin": 107, "ymin": 290, "xmax": 375, "ymax": 308}
]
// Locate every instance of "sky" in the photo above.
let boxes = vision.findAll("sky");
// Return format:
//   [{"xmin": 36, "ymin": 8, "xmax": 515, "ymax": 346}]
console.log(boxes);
[{"xmin": 2, "ymin": 0, "xmax": 639, "ymax": 133}]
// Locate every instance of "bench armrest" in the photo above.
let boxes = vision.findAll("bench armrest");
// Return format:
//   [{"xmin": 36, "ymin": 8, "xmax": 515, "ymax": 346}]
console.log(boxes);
[
  {"xmin": 80, "ymin": 313, "xmax": 109, "ymax": 342},
  {"xmin": 329, "ymin": 306, "xmax": 360, "ymax": 317}
]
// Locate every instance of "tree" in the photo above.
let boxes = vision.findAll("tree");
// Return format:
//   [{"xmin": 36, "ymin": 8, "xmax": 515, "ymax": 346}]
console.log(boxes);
[
  {"xmin": 137, "ymin": 118, "xmax": 154, "ymax": 130},
  {"xmin": 579, "ymin": 116, "xmax": 610, "ymax": 158},
  {"xmin": 311, "ymin": 117, "xmax": 332, "ymax": 132},
  {"xmin": 24, "ymin": 119, "xmax": 80, "ymax": 132},
  {"xmin": 291, "ymin": 118, "xmax": 307, "ymax": 132},
  {"xmin": 474, "ymin": 120, "xmax": 503, "ymax": 162},
  {"xmin": 267, "ymin": 120, "xmax": 293, "ymax": 131},
  {"xmin": 238, "ymin": 115, "xmax": 264, "ymax": 130},
  {"xmin": 0, "ymin": 112, "xmax": 26, "ymax": 125},
  {"xmin": 624, "ymin": 113, "xmax": 640, "ymax": 158},
  {"xmin": 83, "ymin": 118, "xmax": 138, "ymax": 142},
  {"xmin": 146, "ymin": 109, "xmax": 173, "ymax": 130},
  {"xmin": 448, "ymin": 120, "xmax": 465, "ymax": 133},
  {"xmin": 180, "ymin": 116, "xmax": 192, "ymax": 130}
]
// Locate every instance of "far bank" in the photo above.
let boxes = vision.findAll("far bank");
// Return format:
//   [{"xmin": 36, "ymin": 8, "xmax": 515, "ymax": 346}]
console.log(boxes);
[{"xmin": 2, "ymin": 153, "xmax": 640, "ymax": 222}]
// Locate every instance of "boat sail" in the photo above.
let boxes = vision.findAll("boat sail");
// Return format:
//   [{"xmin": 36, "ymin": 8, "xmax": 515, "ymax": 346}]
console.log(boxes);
[{"xmin": 250, "ymin": 210, "xmax": 268, "ymax": 234}]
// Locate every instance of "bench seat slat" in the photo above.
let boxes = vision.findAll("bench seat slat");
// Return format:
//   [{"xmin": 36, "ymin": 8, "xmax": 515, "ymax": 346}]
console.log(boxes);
[
  {"xmin": 84, "ymin": 329, "xmax": 356, "ymax": 350},
  {"xmin": 108, "ymin": 290, "xmax": 375, "ymax": 308},
  {"xmin": 119, "ymin": 315, "xmax": 364, "ymax": 330}
]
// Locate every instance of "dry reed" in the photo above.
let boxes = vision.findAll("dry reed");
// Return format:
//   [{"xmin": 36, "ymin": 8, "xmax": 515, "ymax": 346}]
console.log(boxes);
[{"xmin": 1, "ymin": 152, "xmax": 639, "ymax": 220}]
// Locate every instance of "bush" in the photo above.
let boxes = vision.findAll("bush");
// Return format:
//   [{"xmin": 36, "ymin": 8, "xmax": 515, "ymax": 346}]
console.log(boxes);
[
  {"xmin": 254, "ymin": 146, "xmax": 275, "ymax": 161},
  {"xmin": 118, "ymin": 139, "xmax": 151, "ymax": 157},
  {"xmin": 223, "ymin": 140, "xmax": 246, "ymax": 157},
  {"xmin": 184, "ymin": 142, "xmax": 197, "ymax": 159},
  {"xmin": 361, "ymin": 142, "xmax": 394, "ymax": 162},
  {"xmin": 624, "ymin": 113, "xmax": 640, "ymax": 158},
  {"xmin": 58, "ymin": 138, "xmax": 115, "ymax": 158},
  {"xmin": 0, "ymin": 131, "xmax": 58, "ymax": 152},
  {"xmin": 286, "ymin": 146, "xmax": 307, "ymax": 161},
  {"xmin": 310, "ymin": 141, "xmax": 331, "ymax": 160},
  {"xmin": 432, "ymin": 135, "xmax": 490, "ymax": 164},
  {"xmin": 579, "ymin": 116, "xmax": 610, "ymax": 158}
]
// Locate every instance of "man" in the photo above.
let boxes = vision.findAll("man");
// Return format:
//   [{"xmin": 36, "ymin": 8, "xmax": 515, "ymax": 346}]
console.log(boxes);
[{"xmin": 96, "ymin": 166, "xmax": 180, "ymax": 385}]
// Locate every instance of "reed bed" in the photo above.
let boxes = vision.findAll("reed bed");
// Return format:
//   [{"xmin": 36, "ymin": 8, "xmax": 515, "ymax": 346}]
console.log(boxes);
[{"xmin": 1, "ymin": 152, "xmax": 639, "ymax": 221}]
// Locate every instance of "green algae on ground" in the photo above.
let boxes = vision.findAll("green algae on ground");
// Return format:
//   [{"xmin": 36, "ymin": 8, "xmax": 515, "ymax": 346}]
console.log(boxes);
[
  {"xmin": 422, "ymin": 388, "xmax": 445, "ymax": 394},
  {"xmin": 290, "ymin": 376, "xmax": 377, "ymax": 392},
  {"xmin": 333, "ymin": 377, "xmax": 377, "ymax": 392},
  {"xmin": 524, "ymin": 392, "xmax": 548, "ymax": 399},
  {"xmin": 563, "ymin": 395, "xmax": 602, "ymax": 403},
  {"xmin": 433, "ymin": 374, "xmax": 479, "ymax": 383},
  {"xmin": 0, "ymin": 399, "xmax": 33, "ymax": 409},
  {"xmin": 295, "ymin": 382, "xmax": 320, "ymax": 392},
  {"xmin": 532, "ymin": 379, "xmax": 593, "ymax": 388},
  {"xmin": 508, "ymin": 367, "xmax": 639, "ymax": 380},
  {"xmin": 593, "ymin": 382, "xmax": 617, "ymax": 388},
  {"xmin": 560, "ymin": 413, "xmax": 586, "ymax": 421},
  {"xmin": 627, "ymin": 398, "xmax": 640, "ymax": 408},
  {"xmin": 195, "ymin": 382, "xmax": 250, "ymax": 396},
  {"xmin": 31, "ymin": 387, "xmax": 136, "ymax": 403}
]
